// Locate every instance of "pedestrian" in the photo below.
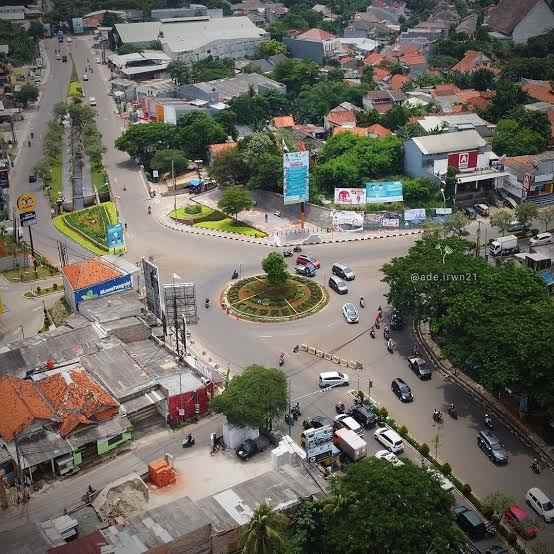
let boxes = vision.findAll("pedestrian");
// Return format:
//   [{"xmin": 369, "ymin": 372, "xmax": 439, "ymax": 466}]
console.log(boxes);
[
  {"xmin": 265, "ymin": 213, "xmax": 268, "ymax": 223},
  {"xmin": 210, "ymin": 432, "xmax": 216, "ymax": 455}
]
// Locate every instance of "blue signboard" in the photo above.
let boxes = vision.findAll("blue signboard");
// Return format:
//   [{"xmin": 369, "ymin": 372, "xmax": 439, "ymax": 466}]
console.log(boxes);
[
  {"xmin": 74, "ymin": 273, "xmax": 133, "ymax": 306},
  {"xmin": 72, "ymin": 17, "xmax": 84, "ymax": 34},
  {"xmin": 106, "ymin": 223, "xmax": 124, "ymax": 248},
  {"xmin": 365, "ymin": 181, "xmax": 403, "ymax": 204},
  {"xmin": 283, "ymin": 152, "xmax": 309, "ymax": 205}
]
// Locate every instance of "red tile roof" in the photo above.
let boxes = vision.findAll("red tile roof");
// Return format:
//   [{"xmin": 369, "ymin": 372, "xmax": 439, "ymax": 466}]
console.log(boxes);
[
  {"xmin": 390, "ymin": 74, "xmax": 410, "ymax": 90},
  {"xmin": 63, "ymin": 258, "xmax": 122, "ymax": 290},
  {"xmin": 272, "ymin": 115, "xmax": 295, "ymax": 128},
  {"xmin": 451, "ymin": 50, "xmax": 492, "ymax": 74},
  {"xmin": 364, "ymin": 52, "xmax": 384, "ymax": 66},
  {"xmin": 296, "ymin": 28, "xmax": 336, "ymax": 42},
  {"xmin": 401, "ymin": 52, "xmax": 425, "ymax": 66},
  {"xmin": 326, "ymin": 110, "xmax": 357, "ymax": 126},
  {"xmin": 208, "ymin": 143, "xmax": 237, "ymax": 157},
  {"xmin": 432, "ymin": 83, "xmax": 461, "ymax": 97},
  {"xmin": 367, "ymin": 123, "xmax": 392, "ymax": 137},
  {"xmin": 488, "ymin": 0, "xmax": 543, "ymax": 36},
  {"xmin": 522, "ymin": 82, "xmax": 554, "ymax": 105},
  {"xmin": 373, "ymin": 67, "xmax": 391, "ymax": 81}
]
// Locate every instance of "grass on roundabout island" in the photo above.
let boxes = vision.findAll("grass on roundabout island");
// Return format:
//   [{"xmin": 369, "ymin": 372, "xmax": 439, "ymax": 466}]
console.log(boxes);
[
  {"xmin": 226, "ymin": 274, "xmax": 327, "ymax": 321},
  {"xmin": 169, "ymin": 205, "xmax": 214, "ymax": 221},
  {"xmin": 194, "ymin": 218, "xmax": 267, "ymax": 238}
]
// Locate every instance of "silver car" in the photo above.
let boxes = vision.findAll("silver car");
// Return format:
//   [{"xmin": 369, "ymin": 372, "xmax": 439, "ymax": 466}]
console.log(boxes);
[
  {"xmin": 530, "ymin": 232, "xmax": 553, "ymax": 247},
  {"xmin": 342, "ymin": 302, "xmax": 359, "ymax": 323}
]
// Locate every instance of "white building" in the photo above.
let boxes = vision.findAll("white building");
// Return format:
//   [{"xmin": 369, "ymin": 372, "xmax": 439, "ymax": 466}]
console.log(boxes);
[
  {"xmin": 0, "ymin": 5, "xmax": 25, "ymax": 20},
  {"xmin": 416, "ymin": 113, "xmax": 496, "ymax": 138}
]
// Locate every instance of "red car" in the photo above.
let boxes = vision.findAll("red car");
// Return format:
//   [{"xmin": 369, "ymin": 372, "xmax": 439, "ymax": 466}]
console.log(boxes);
[
  {"xmin": 504, "ymin": 504, "xmax": 539, "ymax": 540},
  {"xmin": 296, "ymin": 254, "xmax": 320, "ymax": 269}
]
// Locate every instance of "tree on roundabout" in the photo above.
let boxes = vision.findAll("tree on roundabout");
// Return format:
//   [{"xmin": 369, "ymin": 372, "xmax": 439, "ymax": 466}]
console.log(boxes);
[{"xmin": 262, "ymin": 252, "xmax": 288, "ymax": 287}]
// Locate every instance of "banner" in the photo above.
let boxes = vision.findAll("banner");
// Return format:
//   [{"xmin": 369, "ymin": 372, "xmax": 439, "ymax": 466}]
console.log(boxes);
[
  {"xmin": 106, "ymin": 223, "xmax": 124, "ymax": 248},
  {"xmin": 447, "ymin": 151, "xmax": 477, "ymax": 171},
  {"xmin": 142, "ymin": 257, "xmax": 162, "ymax": 319},
  {"xmin": 334, "ymin": 188, "xmax": 366, "ymax": 205},
  {"xmin": 434, "ymin": 208, "xmax": 452, "ymax": 215},
  {"xmin": 332, "ymin": 211, "xmax": 364, "ymax": 231},
  {"xmin": 74, "ymin": 273, "xmax": 132, "ymax": 305},
  {"xmin": 404, "ymin": 208, "xmax": 426, "ymax": 222},
  {"xmin": 365, "ymin": 181, "xmax": 403, "ymax": 204},
  {"xmin": 283, "ymin": 152, "xmax": 309, "ymax": 205}
]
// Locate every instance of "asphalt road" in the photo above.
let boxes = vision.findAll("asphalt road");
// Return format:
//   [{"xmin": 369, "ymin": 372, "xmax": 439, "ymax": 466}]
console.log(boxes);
[{"xmin": 6, "ymin": 37, "xmax": 554, "ymax": 548}]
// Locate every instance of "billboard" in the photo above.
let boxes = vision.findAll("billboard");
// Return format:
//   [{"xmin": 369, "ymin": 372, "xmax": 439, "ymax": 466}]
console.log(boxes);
[
  {"xmin": 283, "ymin": 151, "xmax": 309, "ymax": 205},
  {"xmin": 447, "ymin": 151, "xmax": 478, "ymax": 171},
  {"xmin": 404, "ymin": 208, "xmax": 426, "ymax": 222},
  {"xmin": 106, "ymin": 223, "xmax": 124, "ymax": 248},
  {"xmin": 332, "ymin": 211, "xmax": 364, "ymax": 231},
  {"xmin": 163, "ymin": 283, "xmax": 198, "ymax": 325},
  {"xmin": 334, "ymin": 188, "xmax": 366, "ymax": 205},
  {"xmin": 142, "ymin": 257, "xmax": 162, "ymax": 319},
  {"xmin": 74, "ymin": 273, "xmax": 132, "ymax": 305},
  {"xmin": 72, "ymin": 17, "xmax": 84, "ymax": 33},
  {"xmin": 365, "ymin": 181, "xmax": 403, "ymax": 204}
]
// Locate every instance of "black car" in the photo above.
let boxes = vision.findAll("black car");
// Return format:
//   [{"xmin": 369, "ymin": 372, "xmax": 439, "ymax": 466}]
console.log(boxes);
[
  {"xmin": 391, "ymin": 378, "xmax": 413, "ymax": 402},
  {"xmin": 304, "ymin": 416, "xmax": 333, "ymax": 430},
  {"xmin": 390, "ymin": 310, "xmax": 404, "ymax": 330},
  {"xmin": 408, "ymin": 357, "xmax": 432, "ymax": 380},
  {"xmin": 453, "ymin": 505, "xmax": 486, "ymax": 541},
  {"xmin": 349, "ymin": 404, "xmax": 377, "ymax": 428},
  {"xmin": 477, "ymin": 430, "xmax": 508, "ymax": 464},
  {"xmin": 29, "ymin": 175, "xmax": 37, "ymax": 183},
  {"xmin": 236, "ymin": 436, "xmax": 270, "ymax": 460}
]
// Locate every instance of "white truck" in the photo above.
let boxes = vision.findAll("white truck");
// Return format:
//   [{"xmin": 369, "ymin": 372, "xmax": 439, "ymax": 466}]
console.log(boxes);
[
  {"xmin": 489, "ymin": 235, "xmax": 519, "ymax": 257},
  {"xmin": 333, "ymin": 428, "xmax": 367, "ymax": 462}
]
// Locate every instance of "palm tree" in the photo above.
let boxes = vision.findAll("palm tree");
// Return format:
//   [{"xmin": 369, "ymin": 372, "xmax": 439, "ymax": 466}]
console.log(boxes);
[{"xmin": 241, "ymin": 502, "xmax": 288, "ymax": 554}]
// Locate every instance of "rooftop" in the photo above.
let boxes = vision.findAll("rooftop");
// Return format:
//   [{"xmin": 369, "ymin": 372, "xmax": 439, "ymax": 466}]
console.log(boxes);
[
  {"xmin": 522, "ymin": 80, "xmax": 554, "ymax": 105},
  {"xmin": 182, "ymin": 73, "xmax": 285, "ymax": 100},
  {"xmin": 487, "ymin": 0, "xmax": 544, "ymax": 36},
  {"xmin": 367, "ymin": 123, "xmax": 392, "ymax": 137},
  {"xmin": 296, "ymin": 28, "xmax": 336, "ymax": 42},
  {"xmin": 209, "ymin": 142, "xmax": 238, "ymax": 156},
  {"xmin": 451, "ymin": 50, "xmax": 491, "ymax": 74},
  {"xmin": 412, "ymin": 129, "xmax": 487, "ymax": 155},
  {"xmin": 63, "ymin": 258, "xmax": 123, "ymax": 290},
  {"xmin": 390, "ymin": 74, "xmax": 410, "ymax": 90},
  {"xmin": 272, "ymin": 115, "xmax": 295, "ymax": 128},
  {"xmin": 417, "ymin": 113, "xmax": 490, "ymax": 133}
]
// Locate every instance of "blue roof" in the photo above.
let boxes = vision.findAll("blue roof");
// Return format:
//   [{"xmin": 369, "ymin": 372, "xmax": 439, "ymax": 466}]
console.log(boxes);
[{"xmin": 542, "ymin": 271, "xmax": 554, "ymax": 286}]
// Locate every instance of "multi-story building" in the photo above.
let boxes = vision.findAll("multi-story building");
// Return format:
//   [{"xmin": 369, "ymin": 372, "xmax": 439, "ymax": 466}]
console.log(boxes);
[
  {"xmin": 502, "ymin": 153, "xmax": 554, "ymax": 205},
  {"xmin": 283, "ymin": 28, "xmax": 339, "ymax": 63}
]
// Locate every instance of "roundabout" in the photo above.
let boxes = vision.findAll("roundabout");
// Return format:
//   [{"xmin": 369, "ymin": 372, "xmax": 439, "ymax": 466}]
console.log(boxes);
[{"xmin": 224, "ymin": 274, "xmax": 328, "ymax": 322}]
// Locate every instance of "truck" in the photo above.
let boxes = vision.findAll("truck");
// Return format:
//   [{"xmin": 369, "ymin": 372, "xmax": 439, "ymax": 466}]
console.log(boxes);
[
  {"xmin": 333, "ymin": 428, "xmax": 367, "ymax": 462},
  {"xmin": 489, "ymin": 235, "xmax": 519, "ymax": 257}
]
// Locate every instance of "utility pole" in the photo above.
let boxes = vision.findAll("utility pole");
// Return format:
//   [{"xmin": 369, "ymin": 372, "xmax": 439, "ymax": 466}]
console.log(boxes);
[
  {"xmin": 172, "ymin": 159, "xmax": 176, "ymax": 214},
  {"xmin": 475, "ymin": 220, "xmax": 481, "ymax": 257}
]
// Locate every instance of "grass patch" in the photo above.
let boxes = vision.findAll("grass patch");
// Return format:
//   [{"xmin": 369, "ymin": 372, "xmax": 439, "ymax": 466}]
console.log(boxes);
[
  {"xmin": 68, "ymin": 80, "xmax": 83, "ymax": 97},
  {"xmin": 92, "ymin": 168, "xmax": 109, "ymax": 194},
  {"xmin": 64, "ymin": 202, "xmax": 118, "ymax": 247},
  {"xmin": 48, "ymin": 157, "xmax": 63, "ymax": 204},
  {"xmin": 24, "ymin": 282, "xmax": 62, "ymax": 298},
  {"xmin": 194, "ymin": 218, "xmax": 267, "ymax": 237},
  {"xmin": 169, "ymin": 205, "xmax": 214, "ymax": 221},
  {"xmin": 2, "ymin": 265, "xmax": 58, "ymax": 282},
  {"xmin": 53, "ymin": 215, "xmax": 107, "ymax": 255}
]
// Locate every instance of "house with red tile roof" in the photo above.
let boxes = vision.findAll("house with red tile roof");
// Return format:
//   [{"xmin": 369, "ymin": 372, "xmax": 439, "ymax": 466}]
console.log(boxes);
[
  {"xmin": 451, "ymin": 50, "xmax": 494, "ymax": 75},
  {"xmin": 487, "ymin": 0, "xmax": 554, "ymax": 44},
  {"xmin": 364, "ymin": 52, "xmax": 384, "ymax": 66},
  {"xmin": 208, "ymin": 142, "xmax": 238, "ymax": 164},
  {"xmin": 367, "ymin": 123, "xmax": 392, "ymax": 137},
  {"xmin": 390, "ymin": 74, "xmax": 410, "ymax": 91},
  {"xmin": 324, "ymin": 102, "xmax": 361, "ymax": 131},
  {"xmin": 432, "ymin": 83, "xmax": 461, "ymax": 97},
  {"xmin": 272, "ymin": 115, "xmax": 295, "ymax": 129},
  {"xmin": 284, "ymin": 27, "xmax": 338, "ymax": 62},
  {"xmin": 373, "ymin": 66, "xmax": 392, "ymax": 83},
  {"xmin": 333, "ymin": 126, "xmax": 370, "ymax": 137},
  {"xmin": 522, "ymin": 80, "xmax": 554, "ymax": 105}
]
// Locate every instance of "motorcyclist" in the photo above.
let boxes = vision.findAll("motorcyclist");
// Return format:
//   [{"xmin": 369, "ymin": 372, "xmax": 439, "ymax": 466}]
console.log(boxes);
[
  {"xmin": 369, "ymin": 326, "xmax": 375, "ymax": 338},
  {"xmin": 279, "ymin": 352, "xmax": 285, "ymax": 366},
  {"xmin": 359, "ymin": 296, "xmax": 365, "ymax": 308},
  {"xmin": 205, "ymin": 298, "xmax": 210, "ymax": 308},
  {"xmin": 384, "ymin": 326, "xmax": 390, "ymax": 339},
  {"xmin": 449, "ymin": 402, "xmax": 455, "ymax": 412},
  {"xmin": 387, "ymin": 338, "xmax": 393, "ymax": 352},
  {"xmin": 147, "ymin": 205, "xmax": 152, "ymax": 215},
  {"xmin": 531, "ymin": 458, "xmax": 540, "ymax": 472},
  {"xmin": 433, "ymin": 409, "xmax": 441, "ymax": 421}
]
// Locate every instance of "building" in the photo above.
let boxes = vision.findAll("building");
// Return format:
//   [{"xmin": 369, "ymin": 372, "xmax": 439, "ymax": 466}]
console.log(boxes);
[
  {"xmin": 177, "ymin": 73, "xmax": 286, "ymax": 103},
  {"xmin": 416, "ymin": 113, "xmax": 496, "ymax": 138},
  {"xmin": 283, "ymin": 28, "xmax": 338, "ymax": 63},
  {"xmin": 451, "ymin": 50, "xmax": 493, "ymax": 74},
  {"xmin": 397, "ymin": 26, "xmax": 444, "ymax": 49},
  {"xmin": 272, "ymin": 115, "xmax": 295, "ymax": 128},
  {"xmin": 344, "ymin": 16, "xmax": 395, "ymax": 41},
  {"xmin": 333, "ymin": 123, "xmax": 392, "ymax": 138},
  {"xmin": 525, "ymin": 101, "xmax": 554, "ymax": 144},
  {"xmin": 390, "ymin": 74, "xmax": 410, "ymax": 91},
  {"xmin": 324, "ymin": 102, "xmax": 361, "ymax": 131},
  {"xmin": 404, "ymin": 130, "xmax": 508, "ymax": 206},
  {"xmin": 456, "ymin": 13, "xmax": 478, "ymax": 37},
  {"xmin": 107, "ymin": 50, "xmax": 171, "ymax": 80},
  {"xmin": 363, "ymin": 89, "xmax": 403, "ymax": 113},
  {"xmin": 236, "ymin": 53, "xmax": 286, "ymax": 74},
  {"xmin": 208, "ymin": 142, "xmax": 238, "ymax": 164},
  {"xmin": 522, "ymin": 79, "xmax": 554, "ymax": 105},
  {"xmin": 487, "ymin": 0, "xmax": 554, "ymax": 43},
  {"xmin": 82, "ymin": 9, "xmax": 126, "ymax": 29},
  {"xmin": 502, "ymin": 153, "xmax": 554, "ymax": 205},
  {"xmin": 151, "ymin": 5, "xmax": 208, "ymax": 20},
  {"xmin": 113, "ymin": 16, "xmax": 267, "ymax": 63},
  {"xmin": 382, "ymin": 45, "xmax": 427, "ymax": 76},
  {"xmin": 0, "ymin": 5, "xmax": 25, "ymax": 21}
]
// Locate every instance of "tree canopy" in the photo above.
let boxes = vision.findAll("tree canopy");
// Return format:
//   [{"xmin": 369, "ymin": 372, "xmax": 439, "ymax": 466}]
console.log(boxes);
[
  {"xmin": 217, "ymin": 185, "xmax": 253, "ymax": 221},
  {"xmin": 257, "ymin": 39, "xmax": 287, "ymax": 58},
  {"xmin": 150, "ymin": 149, "xmax": 189, "ymax": 175},
  {"xmin": 262, "ymin": 252, "xmax": 288, "ymax": 287},
  {"xmin": 210, "ymin": 364, "xmax": 287, "ymax": 429},
  {"xmin": 15, "ymin": 84, "xmax": 39, "ymax": 107}
]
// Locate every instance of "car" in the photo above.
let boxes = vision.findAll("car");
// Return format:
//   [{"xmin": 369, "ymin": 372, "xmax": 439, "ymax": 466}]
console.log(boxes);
[
  {"xmin": 526, "ymin": 487, "xmax": 554, "ymax": 523},
  {"xmin": 375, "ymin": 449, "xmax": 404, "ymax": 467},
  {"xmin": 28, "ymin": 175, "xmax": 37, "ymax": 183},
  {"xmin": 473, "ymin": 203, "xmax": 489, "ymax": 216},
  {"xmin": 334, "ymin": 414, "xmax": 363, "ymax": 436},
  {"xmin": 483, "ymin": 546, "xmax": 509, "ymax": 554},
  {"xmin": 507, "ymin": 221, "xmax": 529, "ymax": 236},
  {"xmin": 504, "ymin": 504, "xmax": 539, "ymax": 540},
  {"xmin": 83, "ymin": 73, "xmax": 88, "ymax": 81},
  {"xmin": 55, "ymin": 54, "xmax": 61, "ymax": 61},
  {"xmin": 332, "ymin": 263, "xmax": 355, "ymax": 280},
  {"xmin": 282, "ymin": 250, "xmax": 293, "ymax": 257},
  {"xmin": 374, "ymin": 427, "xmax": 404, "ymax": 453},
  {"xmin": 391, "ymin": 378, "xmax": 413, "ymax": 402},
  {"xmin": 295, "ymin": 263, "xmax": 316, "ymax": 277},
  {"xmin": 503, "ymin": 196, "xmax": 518, "ymax": 210},
  {"xmin": 408, "ymin": 357, "xmax": 432, "ymax": 380},
  {"xmin": 530, "ymin": 232, "xmax": 553, "ymax": 247},
  {"xmin": 389, "ymin": 309, "xmax": 404, "ymax": 330},
  {"xmin": 342, "ymin": 302, "xmax": 359, "ymax": 323},
  {"xmin": 477, "ymin": 430, "xmax": 508, "ymax": 464},
  {"xmin": 453, "ymin": 505, "xmax": 486, "ymax": 541},
  {"xmin": 304, "ymin": 415, "xmax": 334, "ymax": 430},
  {"xmin": 329, "ymin": 275, "xmax": 348, "ymax": 294},
  {"xmin": 319, "ymin": 371, "xmax": 349, "ymax": 388},
  {"xmin": 427, "ymin": 468, "xmax": 454, "ymax": 491},
  {"xmin": 95, "ymin": 56, "xmax": 101, "ymax": 63},
  {"xmin": 463, "ymin": 207, "xmax": 477, "ymax": 220},
  {"xmin": 235, "ymin": 436, "xmax": 270, "ymax": 460},
  {"xmin": 89, "ymin": 96, "xmax": 96, "ymax": 107},
  {"xmin": 349, "ymin": 404, "xmax": 377, "ymax": 428},
  {"xmin": 296, "ymin": 254, "xmax": 320, "ymax": 269}
]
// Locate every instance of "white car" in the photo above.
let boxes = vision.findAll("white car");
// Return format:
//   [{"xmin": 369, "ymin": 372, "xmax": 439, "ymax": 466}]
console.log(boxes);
[
  {"xmin": 526, "ymin": 487, "xmax": 554, "ymax": 522},
  {"xmin": 89, "ymin": 96, "xmax": 96, "ymax": 107},
  {"xmin": 427, "ymin": 468, "xmax": 454, "ymax": 491},
  {"xmin": 83, "ymin": 73, "xmax": 88, "ymax": 81},
  {"xmin": 335, "ymin": 414, "xmax": 363, "ymax": 436},
  {"xmin": 95, "ymin": 56, "xmax": 101, "ymax": 63},
  {"xmin": 319, "ymin": 371, "xmax": 349, "ymax": 388},
  {"xmin": 374, "ymin": 427, "xmax": 404, "ymax": 453},
  {"xmin": 529, "ymin": 232, "xmax": 553, "ymax": 247},
  {"xmin": 375, "ymin": 449, "xmax": 404, "ymax": 467},
  {"xmin": 342, "ymin": 302, "xmax": 359, "ymax": 323}
]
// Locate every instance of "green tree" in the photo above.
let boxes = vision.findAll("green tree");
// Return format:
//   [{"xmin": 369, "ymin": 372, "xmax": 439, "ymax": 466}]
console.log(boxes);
[
  {"xmin": 262, "ymin": 252, "xmax": 288, "ymax": 287},
  {"xmin": 381, "ymin": 105, "xmax": 410, "ymax": 131},
  {"xmin": 191, "ymin": 56, "xmax": 234, "ymax": 82},
  {"xmin": 490, "ymin": 207, "xmax": 515, "ymax": 235},
  {"xmin": 15, "ymin": 83, "xmax": 38, "ymax": 107},
  {"xmin": 248, "ymin": 153, "xmax": 283, "ymax": 191},
  {"xmin": 115, "ymin": 122, "xmax": 180, "ymax": 165},
  {"xmin": 257, "ymin": 39, "xmax": 287, "ymax": 58},
  {"xmin": 213, "ymin": 110, "xmax": 238, "ymax": 139},
  {"xmin": 150, "ymin": 149, "xmax": 189, "ymax": 175},
  {"xmin": 470, "ymin": 68, "xmax": 496, "ymax": 91},
  {"xmin": 208, "ymin": 148, "xmax": 249, "ymax": 186},
  {"xmin": 241, "ymin": 502, "xmax": 288, "ymax": 554},
  {"xmin": 443, "ymin": 211, "xmax": 470, "ymax": 237},
  {"xmin": 402, "ymin": 177, "xmax": 440, "ymax": 207},
  {"xmin": 361, "ymin": 65, "xmax": 375, "ymax": 87},
  {"xmin": 101, "ymin": 11, "xmax": 123, "ymax": 27},
  {"xmin": 28, "ymin": 21, "xmax": 45, "ymax": 39},
  {"xmin": 177, "ymin": 112, "xmax": 227, "ymax": 161},
  {"xmin": 443, "ymin": 166, "xmax": 458, "ymax": 206},
  {"xmin": 167, "ymin": 60, "xmax": 191, "ymax": 86},
  {"xmin": 515, "ymin": 201, "xmax": 539, "ymax": 227},
  {"xmin": 211, "ymin": 364, "xmax": 287, "ymax": 429},
  {"xmin": 485, "ymin": 79, "xmax": 527, "ymax": 122},
  {"xmin": 218, "ymin": 185, "xmax": 253, "ymax": 221},
  {"xmin": 536, "ymin": 205, "xmax": 554, "ymax": 232},
  {"xmin": 493, "ymin": 119, "xmax": 548, "ymax": 156},
  {"xmin": 272, "ymin": 58, "xmax": 320, "ymax": 96}
]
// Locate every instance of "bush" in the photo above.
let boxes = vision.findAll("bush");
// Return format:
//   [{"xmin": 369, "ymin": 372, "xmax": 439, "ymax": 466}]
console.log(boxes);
[
  {"xmin": 419, "ymin": 443, "xmax": 430, "ymax": 457},
  {"xmin": 52, "ymin": 283, "xmax": 57, "ymax": 290},
  {"xmin": 399, "ymin": 425, "xmax": 408, "ymax": 436},
  {"xmin": 462, "ymin": 483, "xmax": 472, "ymax": 495},
  {"xmin": 441, "ymin": 462, "xmax": 452, "ymax": 475},
  {"xmin": 377, "ymin": 406, "xmax": 388, "ymax": 419},
  {"xmin": 185, "ymin": 204, "xmax": 202, "ymax": 215}
]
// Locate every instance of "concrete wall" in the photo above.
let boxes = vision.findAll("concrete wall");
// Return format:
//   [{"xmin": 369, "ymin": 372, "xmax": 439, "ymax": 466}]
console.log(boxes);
[
  {"xmin": 0, "ymin": 253, "xmax": 31, "ymax": 271},
  {"xmin": 513, "ymin": 1, "xmax": 554, "ymax": 44},
  {"xmin": 283, "ymin": 38, "xmax": 324, "ymax": 63},
  {"xmin": 403, "ymin": 139, "xmax": 425, "ymax": 178}
]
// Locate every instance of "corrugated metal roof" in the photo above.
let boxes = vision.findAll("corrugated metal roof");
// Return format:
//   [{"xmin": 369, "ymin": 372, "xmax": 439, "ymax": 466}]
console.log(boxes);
[{"xmin": 412, "ymin": 129, "xmax": 486, "ymax": 155}]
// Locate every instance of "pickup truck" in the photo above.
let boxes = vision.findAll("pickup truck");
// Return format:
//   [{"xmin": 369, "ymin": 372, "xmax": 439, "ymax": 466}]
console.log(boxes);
[{"xmin": 236, "ymin": 435, "xmax": 271, "ymax": 460}]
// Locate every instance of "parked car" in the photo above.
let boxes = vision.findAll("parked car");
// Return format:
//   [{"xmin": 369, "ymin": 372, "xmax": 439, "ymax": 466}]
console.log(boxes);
[
  {"xmin": 390, "ymin": 309, "xmax": 404, "ymax": 330},
  {"xmin": 295, "ymin": 263, "xmax": 316, "ymax": 277},
  {"xmin": 375, "ymin": 449, "xmax": 404, "ymax": 467},
  {"xmin": 304, "ymin": 416, "xmax": 333, "ymax": 430},
  {"xmin": 473, "ymin": 203, "xmax": 489, "ymax": 216},
  {"xmin": 504, "ymin": 504, "xmax": 539, "ymax": 540},
  {"xmin": 342, "ymin": 302, "xmax": 359, "ymax": 323},
  {"xmin": 453, "ymin": 505, "xmax": 486, "ymax": 541},
  {"xmin": 408, "ymin": 357, "xmax": 432, "ymax": 380},
  {"xmin": 483, "ymin": 546, "xmax": 509, "ymax": 554},
  {"xmin": 427, "ymin": 468, "xmax": 454, "ymax": 491},
  {"xmin": 349, "ymin": 404, "xmax": 377, "ymax": 428},
  {"xmin": 507, "ymin": 221, "xmax": 530, "ymax": 236},
  {"xmin": 332, "ymin": 263, "xmax": 355, "ymax": 280},
  {"xmin": 529, "ymin": 232, "xmax": 553, "ymax": 247},
  {"xmin": 374, "ymin": 427, "xmax": 404, "ymax": 453},
  {"xmin": 328, "ymin": 275, "xmax": 348, "ymax": 294},
  {"xmin": 89, "ymin": 97, "xmax": 96, "ymax": 107},
  {"xmin": 391, "ymin": 378, "xmax": 413, "ymax": 402},
  {"xmin": 463, "ymin": 207, "xmax": 477, "ymax": 220},
  {"xmin": 319, "ymin": 371, "xmax": 349, "ymax": 388},
  {"xmin": 28, "ymin": 175, "xmax": 37, "ymax": 183},
  {"xmin": 526, "ymin": 488, "xmax": 554, "ymax": 523},
  {"xmin": 83, "ymin": 73, "xmax": 88, "ymax": 81},
  {"xmin": 477, "ymin": 430, "xmax": 508, "ymax": 464},
  {"xmin": 296, "ymin": 254, "xmax": 320, "ymax": 269},
  {"xmin": 235, "ymin": 435, "xmax": 270, "ymax": 461},
  {"xmin": 334, "ymin": 414, "xmax": 363, "ymax": 436}
]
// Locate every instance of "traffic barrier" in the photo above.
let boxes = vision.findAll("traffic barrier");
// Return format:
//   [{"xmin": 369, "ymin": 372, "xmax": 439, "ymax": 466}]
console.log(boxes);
[
  {"xmin": 324, "ymin": 353, "xmax": 332, "ymax": 361},
  {"xmin": 301, "ymin": 344, "xmax": 308, "ymax": 351},
  {"xmin": 316, "ymin": 350, "xmax": 324, "ymax": 358},
  {"xmin": 308, "ymin": 347, "xmax": 316, "ymax": 355},
  {"xmin": 332, "ymin": 355, "xmax": 341, "ymax": 364}
]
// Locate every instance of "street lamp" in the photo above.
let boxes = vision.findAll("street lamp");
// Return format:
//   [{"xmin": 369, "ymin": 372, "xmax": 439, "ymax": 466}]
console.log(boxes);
[{"xmin": 440, "ymin": 187, "xmax": 446, "ymax": 208}]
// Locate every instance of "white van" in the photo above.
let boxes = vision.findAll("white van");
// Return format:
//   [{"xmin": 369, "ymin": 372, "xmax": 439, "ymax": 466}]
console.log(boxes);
[
  {"xmin": 335, "ymin": 414, "xmax": 363, "ymax": 436},
  {"xmin": 526, "ymin": 487, "xmax": 554, "ymax": 522},
  {"xmin": 374, "ymin": 427, "xmax": 404, "ymax": 453}
]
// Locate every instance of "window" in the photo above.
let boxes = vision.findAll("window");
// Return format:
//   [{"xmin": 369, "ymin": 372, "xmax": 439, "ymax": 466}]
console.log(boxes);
[{"xmin": 107, "ymin": 433, "xmax": 122, "ymax": 447}]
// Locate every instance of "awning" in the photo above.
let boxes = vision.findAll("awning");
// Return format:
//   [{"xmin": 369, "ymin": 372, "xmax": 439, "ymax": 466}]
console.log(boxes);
[{"xmin": 456, "ymin": 171, "xmax": 510, "ymax": 183}]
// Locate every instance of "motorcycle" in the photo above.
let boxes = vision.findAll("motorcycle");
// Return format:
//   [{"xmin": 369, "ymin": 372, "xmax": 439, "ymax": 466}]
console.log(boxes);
[
  {"xmin": 369, "ymin": 328, "xmax": 376, "ymax": 339},
  {"xmin": 384, "ymin": 328, "xmax": 390, "ymax": 341},
  {"xmin": 447, "ymin": 405, "xmax": 458, "ymax": 419},
  {"xmin": 231, "ymin": 270, "xmax": 239, "ymax": 279},
  {"xmin": 433, "ymin": 410, "xmax": 443, "ymax": 424},
  {"xmin": 293, "ymin": 245, "xmax": 302, "ymax": 253},
  {"xmin": 182, "ymin": 435, "xmax": 195, "ymax": 448},
  {"xmin": 484, "ymin": 414, "xmax": 494, "ymax": 430},
  {"xmin": 282, "ymin": 250, "xmax": 293, "ymax": 257},
  {"xmin": 359, "ymin": 297, "xmax": 365, "ymax": 308},
  {"xmin": 336, "ymin": 401, "xmax": 345, "ymax": 414},
  {"xmin": 386, "ymin": 339, "xmax": 394, "ymax": 353},
  {"xmin": 205, "ymin": 298, "xmax": 210, "ymax": 309},
  {"xmin": 531, "ymin": 460, "xmax": 541, "ymax": 474},
  {"xmin": 279, "ymin": 353, "xmax": 285, "ymax": 366},
  {"xmin": 292, "ymin": 344, "xmax": 299, "ymax": 353},
  {"xmin": 147, "ymin": 206, "xmax": 152, "ymax": 215},
  {"xmin": 374, "ymin": 319, "xmax": 380, "ymax": 330},
  {"xmin": 291, "ymin": 403, "xmax": 301, "ymax": 420}
]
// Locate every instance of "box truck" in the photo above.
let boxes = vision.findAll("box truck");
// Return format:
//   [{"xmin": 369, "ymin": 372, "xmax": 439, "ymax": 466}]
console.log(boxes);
[
  {"xmin": 333, "ymin": 428, "xmax": 367, "ymax": 462},
  {"xmin": 489, "ymin": 235, "xmax": 518, "ymax": 257}
]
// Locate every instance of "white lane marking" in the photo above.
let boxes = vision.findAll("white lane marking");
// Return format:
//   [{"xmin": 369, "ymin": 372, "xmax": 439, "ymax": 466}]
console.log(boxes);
[{"xmin": 259, "ymin": 335, "xmax": 273, "ymax": 338}]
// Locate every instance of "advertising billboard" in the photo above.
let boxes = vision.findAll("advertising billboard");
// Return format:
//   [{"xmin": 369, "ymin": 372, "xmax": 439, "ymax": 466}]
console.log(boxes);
[
  {"xmin": 334, "ymin": 188, "xmax": 366, "ymax": 205},
  {"xmin": 106, "ymin": 223, "xmax": 124, "ymax": 248},
  {"xmin": 447, "ymin": 151, "xmax": 478, "ymax": 171},
  {"xmin": 404, "ymin": 208, "xmax": 426, "ymax": 222},
  {"xmin": 163, "ymin": 282, "xmax": 198, "ymax": 325},
  {"xmin": 365, "ymin": 181, "xmax": 403, "ymax": 204},
  {"xmin": 332, "ymin": 211, "xmax": 364, "ymax": 231},
  {"xmin": 142, "ymin": 257, "xmax": 162, "ymax": 319},
  {"xmin": 74, "ymin": 273, "xmax": 132, "ymax": 306},
  {"xmin": 283, "ymin": 151, "xmax": 309, "ymax": 205}
]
